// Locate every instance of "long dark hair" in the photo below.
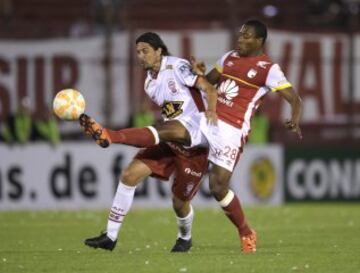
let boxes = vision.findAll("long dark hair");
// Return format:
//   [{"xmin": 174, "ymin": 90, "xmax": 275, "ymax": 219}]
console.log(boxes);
[{"xmin": 136, "ymin": 32, "xmax": 170, "ymax": 56}]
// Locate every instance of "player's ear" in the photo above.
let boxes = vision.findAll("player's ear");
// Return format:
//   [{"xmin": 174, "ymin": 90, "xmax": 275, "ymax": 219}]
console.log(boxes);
[
  {"xmin": 256, "ymin": 37, "xmax": 263, "ymax": 47},
  {"xmin": 156, "ymin": 47, "xmax": 162, "ymax": 57}
]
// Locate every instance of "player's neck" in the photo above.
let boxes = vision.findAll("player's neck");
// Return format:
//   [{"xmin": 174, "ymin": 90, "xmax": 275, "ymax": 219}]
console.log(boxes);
[
  {"xmin": 149, "ymin": 56, "xmax": 163, "ymax": 78},
  {"xmin": 152, "ymin": 56, "xmax": 163, "ymax": 73},
  {"xmin": 240, "ymin": 49, "xmax": 263, "ymax": 58}
]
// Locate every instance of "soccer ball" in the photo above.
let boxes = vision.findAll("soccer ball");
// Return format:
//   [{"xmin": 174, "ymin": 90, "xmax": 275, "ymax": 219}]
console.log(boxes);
[{"xmin": 53, "ymin": 89, "xmax": 86, "ymax": 120}]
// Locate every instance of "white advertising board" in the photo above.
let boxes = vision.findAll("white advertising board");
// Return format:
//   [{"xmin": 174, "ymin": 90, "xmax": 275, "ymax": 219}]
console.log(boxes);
[{"xmin": 0, "ymin": 143, "xmax": 283, "ymax": 210}]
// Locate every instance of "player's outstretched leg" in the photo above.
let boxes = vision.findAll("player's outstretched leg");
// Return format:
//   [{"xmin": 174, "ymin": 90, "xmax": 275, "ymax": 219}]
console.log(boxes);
[
  {"xmin": 79, "ymin": 113, "xmax": 112, "ymax": 148},
  {"xmin": 79, "ymin": 113, "xmax": 161, "ymax": 148},
  {"xmin": 79, "ymin": 114, "xmax": 192, "ymax": 148},
  {"xmin": 84, "ymin": 232, "xmax": 117, "ymax": 251}
]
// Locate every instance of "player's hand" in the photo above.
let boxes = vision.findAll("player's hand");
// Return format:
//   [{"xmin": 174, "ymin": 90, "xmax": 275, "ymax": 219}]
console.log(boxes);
[
  {"xmin": 285, "ymin": 119, "xmax": 302, "ymax": 140},
  {"xmin": 205, "ymin": 110, "xmax": 218, "ymax": 125},
  {"xmin": 190, "ymin": 56, "xmax": 206, "ymax": 76}
]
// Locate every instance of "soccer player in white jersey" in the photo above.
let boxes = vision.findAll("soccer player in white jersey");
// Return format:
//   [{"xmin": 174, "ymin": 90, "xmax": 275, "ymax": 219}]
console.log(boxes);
[
  {"xmin": 82, "ymin": 32, "xmax": 218, "ymax": 252},
  {"xmin": 82, "ymin": 21, "xmax": 301, "ymax": 253}
]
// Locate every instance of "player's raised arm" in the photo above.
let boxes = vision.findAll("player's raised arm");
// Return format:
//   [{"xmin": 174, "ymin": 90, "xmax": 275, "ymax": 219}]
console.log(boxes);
[
  {"xmin": 194, "ymin": 76, "xmax": 218, "ymax": 125},
  {"xmin": 277, "ymin": 87, "xmax": 303, "ymax": 139},
  {"xmin": 190, "ymin": 56, "xmax": 221, "ymax": 85}
]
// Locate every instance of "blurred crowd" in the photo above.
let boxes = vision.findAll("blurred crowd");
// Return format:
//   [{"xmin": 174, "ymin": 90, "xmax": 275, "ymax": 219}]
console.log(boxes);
[
  {"xmin": 0, "ymin": 97, "xmax": 60, "ymax": 146},
  {"xmin": 0, "ymin": 0, "xmax": 359, "ymax": 39}
]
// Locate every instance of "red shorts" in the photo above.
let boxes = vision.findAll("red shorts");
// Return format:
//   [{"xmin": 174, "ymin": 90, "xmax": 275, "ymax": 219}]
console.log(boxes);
[{"xmin": 134, "ymin": 142, "xmax": 209, "ymax": 201}]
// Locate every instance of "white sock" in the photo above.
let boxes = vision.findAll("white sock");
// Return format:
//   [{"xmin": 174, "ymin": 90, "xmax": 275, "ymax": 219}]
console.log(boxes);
[
  {"xmin": 219, "ymin": 190, "xmax": 235, "ymax": 207},
  {"xmin": 176, "ymin": 205, "xmax": 194, "ymax": 241},
  {"xmin": 106, "ymin": 181, "xmax": 136, "ymax": 241}
]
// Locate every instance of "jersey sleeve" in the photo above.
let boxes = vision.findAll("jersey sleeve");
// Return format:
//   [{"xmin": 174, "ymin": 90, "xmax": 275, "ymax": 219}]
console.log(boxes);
[
  {"xmin": 174, "ymin": 60, "xmax": 198, "ymax": 87},
  {"xmin": 213, "ymin": 51, "xmax": 234, "ymax": 73},
  {"xmin": 265, "ymin": 64, "xmax": 292, "ymax": 92}
]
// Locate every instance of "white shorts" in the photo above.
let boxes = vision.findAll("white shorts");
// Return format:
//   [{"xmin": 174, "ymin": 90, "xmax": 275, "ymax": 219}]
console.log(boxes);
[
  {"xmin": 177, "ymin": 112, "xmax": 208, "ymax": 148},
  {"xmin": 179, "ymin": 113, "xmax": 247, "ymax": 172}
]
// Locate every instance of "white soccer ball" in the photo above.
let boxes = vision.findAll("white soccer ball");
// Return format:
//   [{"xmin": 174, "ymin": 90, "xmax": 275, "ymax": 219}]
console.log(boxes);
[{"xmin": 53, "ymin": 89, "xmax": 86, "ymax": 120}]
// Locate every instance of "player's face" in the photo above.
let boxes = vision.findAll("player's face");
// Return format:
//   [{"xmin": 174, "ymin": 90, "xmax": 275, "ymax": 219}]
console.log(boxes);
[
  {"xmin": 237, "ymin": 25, "xmax": 263, "ymax": 57},
  {"xmin": 136, "ymin": 42, "xmax": 162, "ymax": 71}
]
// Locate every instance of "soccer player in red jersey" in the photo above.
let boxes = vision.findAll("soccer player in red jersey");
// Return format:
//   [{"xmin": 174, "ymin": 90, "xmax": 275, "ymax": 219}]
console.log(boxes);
[
  {"xmin": 82, "ymin": 21, "xmax": 302, "ymax": 253},
  {"xmin": 188, "ymin": 20, "xmax": 302, "ymax": 252}
]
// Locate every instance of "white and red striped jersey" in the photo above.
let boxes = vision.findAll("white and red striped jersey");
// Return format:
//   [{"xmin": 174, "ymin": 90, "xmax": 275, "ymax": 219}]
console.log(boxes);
[
  {"xmin": 144, "ymin": 56, "xmax": 206, "ymax": 121},
  {"xmin": 214, "ymin": 50, "xmax": 292, "ymax": 130}
]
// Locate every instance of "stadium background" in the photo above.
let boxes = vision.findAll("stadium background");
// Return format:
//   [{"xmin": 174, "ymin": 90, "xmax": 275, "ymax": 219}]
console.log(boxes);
[
  {"xmin": 1, "ymin": 0, "xmax": 359, "ymax": 209},
  {"xmin": 0, "ymin": 1, "xmax": 359, "ymax": 272}
]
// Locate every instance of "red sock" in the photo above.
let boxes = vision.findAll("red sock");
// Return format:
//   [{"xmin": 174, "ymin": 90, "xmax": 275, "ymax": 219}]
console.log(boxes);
[
  {"xmin": 106, "ymin": 127, "xmax": 158, "ymax": 148},
  {"xmin": 221, "ymin": 193, "xmax": 252, "ymax": 237}
]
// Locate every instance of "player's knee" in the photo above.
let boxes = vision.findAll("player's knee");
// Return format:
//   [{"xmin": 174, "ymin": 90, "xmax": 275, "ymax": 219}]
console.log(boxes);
[
  {"xmin": 159, "ymin": 128, "xmax": 184, "ymax": 141},
  {"xmin": 172, "ymin": 196, "xmax": 188, "ymax": 217},
  {"xmin": 170, "ymin": 130, "xmax": 190, "ymax": 146},
  {"xmin": 209, "ymin": 167, "xmax": 231, "ymax": 200},
  {"xmin": 156, "ymin": 122, "xmax": 190, "ymax": 145},
  {"xmin": 120, "ymin": 169, "xmax": 138, "ymax": 186},
  {"xmin": 172, "ymin": 196, "xmax": 183, "ymax": 211},
  {"xmin": 209, "ymin": 181, "xmax": 228, "ymax": 201}
]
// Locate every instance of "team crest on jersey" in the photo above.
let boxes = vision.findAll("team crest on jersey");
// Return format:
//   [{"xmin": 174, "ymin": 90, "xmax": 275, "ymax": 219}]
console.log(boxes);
[
  {"xmin": 247, "ymin": 69, "xmax": 257, "ymax": 78},
  {"xmin": 161, "ymin": 101, "xmax": 184, "ymax": 119},
  {"xmin": 167, "ymin": 79, "xmax": 177, "ymax": 94},
  {"xmin": 218, "ymin": 79, "xmax": 239, "ymax": 101},
  {"xmin": 185, "ymin": 183, "xmax": 195, "ymax": 196}
]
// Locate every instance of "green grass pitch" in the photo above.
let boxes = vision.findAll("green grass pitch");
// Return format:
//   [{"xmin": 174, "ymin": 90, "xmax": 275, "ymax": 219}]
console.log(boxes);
[{"xmin": 0, "ymin": 204, "xmax": 359, "ymax": 273}]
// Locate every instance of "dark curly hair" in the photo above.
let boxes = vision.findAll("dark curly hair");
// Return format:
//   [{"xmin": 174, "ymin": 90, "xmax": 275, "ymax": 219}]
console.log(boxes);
[{"xmin": 244, "ymin": 19, "xmax": 267, "ymax": 45}]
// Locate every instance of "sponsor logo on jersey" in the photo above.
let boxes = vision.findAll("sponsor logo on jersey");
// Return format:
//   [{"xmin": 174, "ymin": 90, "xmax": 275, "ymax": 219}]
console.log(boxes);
[
  {"xmin": 178, "ymin": 62, "xmax": 195, "ymax": 78},
  {"xmin": 247, "ymin": 69, "xmax": 257, "ymax": 78},
  {"xmin": 167, "ymin": 79, "xmax": 177, "ymax": 94},
  {"xmin": 218, "ymin": 79, "xmax": 239, "ymax": 101},
  {"xmin": 161, "ymin": 101, "xmax": 184, "ymax": 119},
  {"xmin": 217, "ymin": 97, "xmax": 233, "ymax": 107},
  {"xmin": 213, "ymin": 149, "xmax": 222, "ymax": 158},
  {"xmin": 256, "ymin": 61, "xmax": 271, "ymax": 69},
  {"xmin": 184, "ymin": 167, "xmax": 202, "ymax": 177}
]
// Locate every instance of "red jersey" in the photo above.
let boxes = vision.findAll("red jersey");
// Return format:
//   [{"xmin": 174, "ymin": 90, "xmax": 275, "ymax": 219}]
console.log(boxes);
[{"xmin": 214, "ymin": 50, "xmax": 292, "ymax": 130}]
